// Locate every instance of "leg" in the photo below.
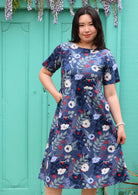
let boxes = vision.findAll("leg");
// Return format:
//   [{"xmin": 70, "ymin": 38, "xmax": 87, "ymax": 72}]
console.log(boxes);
[
  {"xmin": 81, "ymin": 188, "xmax": 97, "ymax": 195},
  {"xmin": 45, "ymin": 186, "xmax": 62, "ymax": 195}
]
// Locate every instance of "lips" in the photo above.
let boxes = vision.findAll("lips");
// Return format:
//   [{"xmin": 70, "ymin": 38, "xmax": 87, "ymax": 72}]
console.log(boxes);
[{"xmin": 84, "ymin": 34, "xmax": 91, "ymax": 37}]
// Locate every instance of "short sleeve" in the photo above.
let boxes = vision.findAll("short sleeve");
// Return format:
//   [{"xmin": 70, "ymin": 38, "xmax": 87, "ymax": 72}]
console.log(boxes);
[
  {"xmin": 103, "ymin": 50, "xmax": 120, "ymax": 85},
  {"xmin": 42, "ymin": 45, "xmax": 61, "ymax": 73}
]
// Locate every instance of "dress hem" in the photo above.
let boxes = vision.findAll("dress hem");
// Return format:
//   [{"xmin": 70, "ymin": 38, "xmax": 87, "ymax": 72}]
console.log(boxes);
[{"xmin": 38, "ymin": 174, "xmax": 130, "ymax": 189}]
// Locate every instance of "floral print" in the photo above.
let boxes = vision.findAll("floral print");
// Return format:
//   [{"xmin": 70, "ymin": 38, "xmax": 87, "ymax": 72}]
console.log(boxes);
[{"xmin": 38, "ymin": 42, "xmax": 130, "ymax": 189}]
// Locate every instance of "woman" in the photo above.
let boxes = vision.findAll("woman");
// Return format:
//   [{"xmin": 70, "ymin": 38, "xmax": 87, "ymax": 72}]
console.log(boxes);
[{"xmin": 38, "ymin": 6, "xmax": 130, "ymax": 195}]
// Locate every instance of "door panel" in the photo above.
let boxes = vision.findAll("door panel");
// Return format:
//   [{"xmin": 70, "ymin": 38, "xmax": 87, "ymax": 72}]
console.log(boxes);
[
  {"xmin": 0, "ymin": 10, "xmax": 44, "ymax": 195},
  {"xmin": 2, "ymin": 22, "xmax": 29, "ymax": 187}
]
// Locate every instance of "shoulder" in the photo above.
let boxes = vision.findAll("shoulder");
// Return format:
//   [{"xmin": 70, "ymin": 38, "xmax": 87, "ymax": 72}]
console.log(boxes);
[
  {"xmin": 58, "ymin": 42, "xmax": 79, "ymax": 51},
  {"xmin": 99, "ymin": 48, "xmax": 110, "ymax": 55},
  {"xmin": 103, "ymin": 48, "xmax": 114, "ymax": 57},
  {"xmin": 52, "ymin": 42, "xmax": 72, "ymax": 57},
  {"xmin": 59, "ymin": 42, "xmax": 72, "ymax": 50},
  {"xmin": 51, "ymin": 42, "xmax": 70, "ymax": 54},
  {"xmin": 99, "ymin": 48, "xmax": 115, "ymax": 60}
]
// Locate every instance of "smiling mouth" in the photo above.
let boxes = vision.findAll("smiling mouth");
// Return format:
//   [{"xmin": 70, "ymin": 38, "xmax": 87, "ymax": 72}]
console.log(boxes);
[{"xmin": 84, "ymin": 34, "xmax": 91, "ymax": 37}]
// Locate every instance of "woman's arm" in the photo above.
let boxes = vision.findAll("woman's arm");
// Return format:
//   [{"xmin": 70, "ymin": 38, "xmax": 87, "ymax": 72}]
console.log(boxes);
[
  {"xmin": 39, "ymin": 67, "xmax": 62, "ymax": 103},
  {"xmin": 103, "ymin": 84, "xmax": 126, "ymax": 145}
]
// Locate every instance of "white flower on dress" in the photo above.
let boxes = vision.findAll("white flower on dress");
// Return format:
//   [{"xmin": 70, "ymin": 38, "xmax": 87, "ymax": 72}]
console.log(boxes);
[
  {"xmin": 104, "ymin": 72, "xmax": 112, "ymax": 81},
  {"xmin": 84, "ymin": 86, "xmax": 93, "ymax": 90},
  {"xmin": 81, "ymin": 163, "xmax": 89, "ymax": 172},
  {"xmin": 46, "ymin": 176, "xmax": 50, "ymax": 182},
  {"xmin": 50, "ymin": 156, "xmax": 58, "ymax": 162},
  {"xmin": 88, "ymin": 134, "xmax": 95, "ymax": 140},
  {"xmin": 75, "ymin": 54, "xmax": 81, "ymax": 58},
  {"xmin": 57, "ymin": 168, "xmax": 66, "ymax": 175},
  {"xmin": 107, "ymin": 145, "xmax": 115, "ymax": 153},
  {"xmin": 64, "ymin": 145, "xmax": 72, "ymax": 153},
  {"xmin": 61, "ymin": 124, "xmax": 69, "ymax": 130},
  {"xmin": 91, "ymin": 65, "xmax": 99, "ymax": 72},
  {"xmin": 113, "ymin": 64, "xmax": 117, "ymax": 70},
  {"xmin": 87, "ymin": 177, "xmax": 94, "ymax": 184},
  {"xmin": 93, "ymin": 113, "xmax": 101, "ymax": 120},
  {"xmin": 65, "ymin": 79, "xmax": 71, "ymax": 88},
  {"xmin": 88, "ymin": 91, "xmax": 93, "ymax": 97},
  {"xmin": 75, "ymin": 74, "xmax": 84, "ymax": 80},
  {"xmin": 101, "ymin": 168, "xmax": 110, "ymax": 175},
  {"xmin": 90, "ymin": 50, "xmax": 99, "ymax": 54},
  {"xmin": 92, "ymin": 157, "xmax": 101, "ymax": 163},
  {"xmin": 70, "ymin": 43, "xmax": 78, "ymax": 49},
  {"xmin": 105, "ymin": 103, "xmax": 110, "ymax": 111},
  {"xmin": 72, "ymin": 58, "xmax": 77, "ymax": 63},
  {"xmin": 82, "ymin": 119, "xmax": 90, "ymax": 128},
  {"xmin": 102, "ymin": 125, "xmax": 110, "ymax": 131},
  {"xmin": 68, "ymin": 100, "xmax": 75, "ymax": 108},
  {"xmin": 61, "ymin": 43, "xmax": 70, "ymax": 50}
]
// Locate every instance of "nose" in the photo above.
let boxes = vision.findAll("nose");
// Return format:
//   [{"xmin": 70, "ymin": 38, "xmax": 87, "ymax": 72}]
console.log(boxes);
[{"xmin": 84, "ymin": 25, "xmax": 89, "ymax": 32}]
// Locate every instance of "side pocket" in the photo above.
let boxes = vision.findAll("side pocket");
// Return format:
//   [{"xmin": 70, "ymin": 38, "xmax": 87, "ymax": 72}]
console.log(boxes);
[{"xmin": 57, "ymin": 99, "xmax": 62, "ymax": 105}]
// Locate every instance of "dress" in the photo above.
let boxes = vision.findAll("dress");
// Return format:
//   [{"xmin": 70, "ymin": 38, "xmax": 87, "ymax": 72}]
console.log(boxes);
[{"xmin": 38, "ymin": 42, "xmax": 130, "ymax": 189}]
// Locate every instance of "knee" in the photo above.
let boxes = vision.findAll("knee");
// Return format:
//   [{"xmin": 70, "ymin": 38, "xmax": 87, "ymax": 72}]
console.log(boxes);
[
  {"xmin": 45, "ymin": 186, "xmax": 62, "ymax": 195},
  {"xmin": 81, "ymin": 188, "xmax": 97, "ymax": 195}
]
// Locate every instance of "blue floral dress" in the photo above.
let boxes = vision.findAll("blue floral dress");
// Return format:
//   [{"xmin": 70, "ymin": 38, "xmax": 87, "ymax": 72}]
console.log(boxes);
[{"xmin": 38, "ymin": 42, "xmax": 130, "ymax": 189}]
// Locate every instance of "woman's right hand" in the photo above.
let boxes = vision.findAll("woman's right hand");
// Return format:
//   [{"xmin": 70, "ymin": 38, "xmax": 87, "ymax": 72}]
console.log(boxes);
[{"xmin": 54, "ymin": 92, "xmax": 63, "ymax": 103}]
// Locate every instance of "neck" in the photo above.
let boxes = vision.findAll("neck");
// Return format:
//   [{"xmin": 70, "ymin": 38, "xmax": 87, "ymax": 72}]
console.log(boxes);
[{"xmin": 77, "ymin": 41, "xmax": 96, "ymax": 49}]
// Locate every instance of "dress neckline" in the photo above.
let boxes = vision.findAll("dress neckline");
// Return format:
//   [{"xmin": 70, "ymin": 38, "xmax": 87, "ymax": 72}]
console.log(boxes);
[
  {"xmin": 73, "ymin": 42, "xmax": 97, "ymax": 50},
  {"xmin": 69, "ymin": 42, "xmax": 100, "ymax": 53}
]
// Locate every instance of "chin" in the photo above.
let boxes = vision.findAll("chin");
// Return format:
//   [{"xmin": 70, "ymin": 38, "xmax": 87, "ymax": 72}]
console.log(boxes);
[{"xmin": 83, "ymin": 39, "xmax": 94, "ymax": 43}]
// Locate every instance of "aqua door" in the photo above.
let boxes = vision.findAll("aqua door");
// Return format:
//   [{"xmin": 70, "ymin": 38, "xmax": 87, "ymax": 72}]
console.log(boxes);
[{"xmin": 0, "ymin": 1, "xmax": 138, "ymax": 195}]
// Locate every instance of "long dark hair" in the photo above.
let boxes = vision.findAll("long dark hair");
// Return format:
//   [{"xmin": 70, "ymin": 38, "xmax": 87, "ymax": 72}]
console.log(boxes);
[{"xmin": 70, "ymin": 6, "xmax": 106, "ymax": 49}]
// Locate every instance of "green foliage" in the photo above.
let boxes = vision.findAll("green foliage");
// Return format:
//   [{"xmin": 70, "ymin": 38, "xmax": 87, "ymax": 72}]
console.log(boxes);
[
  {"xmin": 12, "ymin": 0, "xmax": 20, "ymax": 13},
  {"xmin": 12, "ymin": 0, "xmax": 26, "ymax": 13}
]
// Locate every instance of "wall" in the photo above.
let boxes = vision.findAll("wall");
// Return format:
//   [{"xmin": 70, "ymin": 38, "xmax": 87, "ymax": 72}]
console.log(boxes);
[{"xmin": 0, "ymin": 0, "xmax": 138, "ymax": 194}]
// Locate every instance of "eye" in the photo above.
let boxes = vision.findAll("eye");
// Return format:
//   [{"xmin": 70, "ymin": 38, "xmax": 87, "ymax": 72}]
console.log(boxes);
[
  {"xmin": 79, "ymin": 24, "xmax": 84, "ymax": 27},
  {"xmin": 90, "ymin": 23, "xmax": 94, "ymax": 25}
]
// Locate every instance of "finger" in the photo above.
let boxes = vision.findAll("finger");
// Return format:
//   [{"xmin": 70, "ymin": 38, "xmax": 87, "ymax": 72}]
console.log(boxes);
[
  {"xmin": 117, "ymin": 135, "xmax": 121, "ymax": 144},
  {"xmin": 56, "ymin": 98, "xmax": 61, "ymax": 103},
  {"xmin": 121, "ymin": 137, "xmax": 126, "ymax": 145}
]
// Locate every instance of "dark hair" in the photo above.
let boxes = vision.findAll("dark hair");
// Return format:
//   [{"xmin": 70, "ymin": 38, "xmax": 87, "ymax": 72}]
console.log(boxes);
[{"xmin": 70, "ymin": 6, "xmax": 106, "ymax": 49}]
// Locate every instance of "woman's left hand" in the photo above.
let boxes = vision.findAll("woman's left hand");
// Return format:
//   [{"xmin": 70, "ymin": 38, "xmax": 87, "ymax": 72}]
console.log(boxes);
[{"xmin": 117, "ymin": 126, "xmax": 126, "ymax": 145}]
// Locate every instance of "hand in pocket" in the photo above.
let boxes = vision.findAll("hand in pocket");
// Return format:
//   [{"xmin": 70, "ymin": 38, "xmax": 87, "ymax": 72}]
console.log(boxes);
[{"xmin": 54, "ymin": 92, "xmax": 62, "ymax": 103}]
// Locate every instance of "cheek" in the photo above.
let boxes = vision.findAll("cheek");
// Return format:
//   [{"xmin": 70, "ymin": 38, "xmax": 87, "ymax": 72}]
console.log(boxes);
[
  {"xmin": 94, "ymin": 30, "xmax": 97, "ymax": 37},
  {"xmin": 91, "ymin": 28, "xmax": 97, "ymax": 37},
  {"xmin": 78, "ymin": 27, "xmax": 84, "ymax": 35},
  {"xmin": 93, "ymin": 28, "xmax": 97, "ymax": 35}
]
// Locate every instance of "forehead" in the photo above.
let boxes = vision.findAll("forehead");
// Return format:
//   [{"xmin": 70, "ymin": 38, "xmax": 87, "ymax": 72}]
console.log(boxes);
[{"xmin": 78, "ymin": 14, "xmax": 93, "ymax": 23}]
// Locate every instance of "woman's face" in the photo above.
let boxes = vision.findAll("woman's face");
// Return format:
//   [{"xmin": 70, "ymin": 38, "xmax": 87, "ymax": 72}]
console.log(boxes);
[{"xmin": 78, "ymin": 14, "xmax": 97, "ymax": 45}]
